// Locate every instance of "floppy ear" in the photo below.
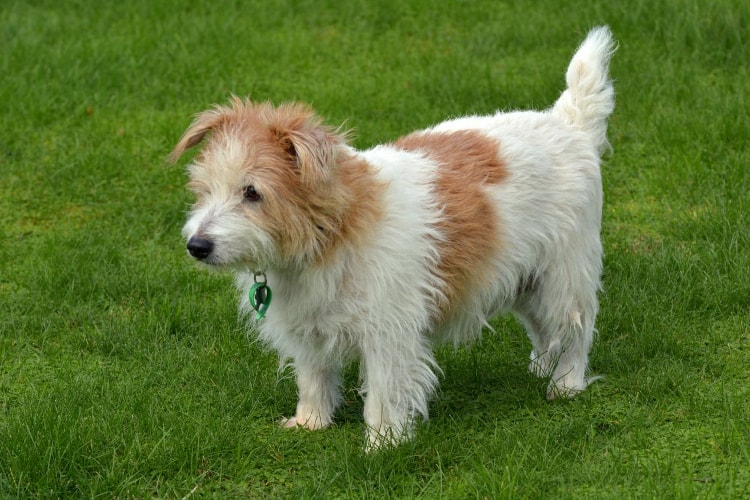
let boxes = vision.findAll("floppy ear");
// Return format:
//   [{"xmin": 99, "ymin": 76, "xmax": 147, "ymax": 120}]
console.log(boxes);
[
  {"xmin": 270, "ymin": 104, "xmax": 344, "ymax": 185},
  {"xmin": 168, "ymin": 108, "xmax": 226, "ymax": 164}
]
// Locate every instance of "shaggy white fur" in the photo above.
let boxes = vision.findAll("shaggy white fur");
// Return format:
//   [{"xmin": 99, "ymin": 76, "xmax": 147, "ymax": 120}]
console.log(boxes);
[{"xmin": 172, "ymin": 26, "xmax": 616, "ymax": 450}]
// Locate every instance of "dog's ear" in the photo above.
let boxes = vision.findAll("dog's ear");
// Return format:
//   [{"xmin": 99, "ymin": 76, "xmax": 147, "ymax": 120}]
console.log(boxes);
[
  {"xmin": 270, "ymin": 104, "xmax": 344, "ymax": 185},
  {"xmin": 168, "ymin": 108, "xmax": 226, "ymax": 164}
]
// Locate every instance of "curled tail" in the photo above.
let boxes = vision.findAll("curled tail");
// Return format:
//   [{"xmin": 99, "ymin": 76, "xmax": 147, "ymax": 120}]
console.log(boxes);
[{"xmin": 552, "ymin": 26, "xmax": 617, "ymax": 153}]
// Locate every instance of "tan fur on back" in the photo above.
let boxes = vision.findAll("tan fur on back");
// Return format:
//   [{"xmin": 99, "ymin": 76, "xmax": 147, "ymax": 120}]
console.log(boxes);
[{"xmin": 394, "ymin": 130, "xmax": 508, "ymax": 318}]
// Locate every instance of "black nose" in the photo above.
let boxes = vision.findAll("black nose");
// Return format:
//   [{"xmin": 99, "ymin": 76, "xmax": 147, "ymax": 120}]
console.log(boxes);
[{"xmin": 187, "ymin": 236, "xmax": 214, "ymax": 260}]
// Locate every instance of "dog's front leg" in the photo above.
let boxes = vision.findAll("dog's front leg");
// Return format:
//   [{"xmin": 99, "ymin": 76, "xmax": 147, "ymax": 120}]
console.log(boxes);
[
  {"xmin": 360, "ymin": 338, "xmax": 438, "ymax": 451},
  {"xmin": 281, "ymin": 360, "xmax": 341, "ymax": 430}
]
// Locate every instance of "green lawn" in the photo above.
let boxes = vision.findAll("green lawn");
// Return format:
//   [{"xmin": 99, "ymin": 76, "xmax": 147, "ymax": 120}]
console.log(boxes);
[{"xmin": 1, "ymin": 0, "xmax": 748, "ymax": 497}]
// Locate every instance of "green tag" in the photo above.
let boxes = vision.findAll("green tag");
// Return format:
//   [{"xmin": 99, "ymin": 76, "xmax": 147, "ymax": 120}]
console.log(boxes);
[{"xmin": 249, "ymin": 282, "xmax": 272, "ymax": 320}]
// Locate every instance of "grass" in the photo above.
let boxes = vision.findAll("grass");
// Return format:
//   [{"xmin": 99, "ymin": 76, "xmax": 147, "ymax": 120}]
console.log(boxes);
[{"xmin": 1, "ymin": 0, "xmax": 748, "ymax": 497}]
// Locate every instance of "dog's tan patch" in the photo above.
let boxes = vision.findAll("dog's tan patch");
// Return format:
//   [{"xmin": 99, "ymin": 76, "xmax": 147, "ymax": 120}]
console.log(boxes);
[
  {"xmin": 395, "ymin": 130, "xmax": 507, "ymax": 317},
  {"xmin": 324, "ymin": 154, "xmax": 386, "ymax": 260},
  {"xmin": 251, "ymin": 103, "xmax": 386, "ymax": 264}
]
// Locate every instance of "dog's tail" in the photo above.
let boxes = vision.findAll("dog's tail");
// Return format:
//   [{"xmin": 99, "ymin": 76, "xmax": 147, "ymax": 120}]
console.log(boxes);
[{"xmin": 552, "ymin": 26, "xmax": 616, "ymax": 153}]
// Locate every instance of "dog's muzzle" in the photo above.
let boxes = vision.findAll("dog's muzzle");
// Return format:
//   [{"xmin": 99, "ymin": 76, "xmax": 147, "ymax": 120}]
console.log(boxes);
[{"xmin": 187, "ymin": 236, "xmax": 214, "ymax": 260}]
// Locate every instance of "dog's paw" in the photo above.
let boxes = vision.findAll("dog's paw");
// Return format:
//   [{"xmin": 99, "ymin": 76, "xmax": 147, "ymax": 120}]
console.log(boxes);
[
  {"xmin": 279, "ymin": 414, "xmax": 329, "ymax": 431},
  {"xmin": 364, "ymin": 423, "xmax": 413, "ymax": 452},
  {"xmin": 546, "ymin": 382, "xmax": 584, "ymax": 400},
  {"xmin": 546, "ymin": 374, "xmax": 602, "ymax": 400}
]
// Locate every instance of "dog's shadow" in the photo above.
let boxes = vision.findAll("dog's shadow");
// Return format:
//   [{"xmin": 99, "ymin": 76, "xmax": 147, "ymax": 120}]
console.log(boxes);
[
  {"xmin": 334, "ymin": 323, "xmax": 549, "ymax": 428},
  {"xmin": 431, "ymin": 338, "xmax": 548, "ymax": 420}
]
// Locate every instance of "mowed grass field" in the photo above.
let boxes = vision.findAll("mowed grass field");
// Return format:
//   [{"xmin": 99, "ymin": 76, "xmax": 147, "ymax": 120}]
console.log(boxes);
[{"xmin": 1, "ymin": 0, "xmax": 748, "ymax": 497}]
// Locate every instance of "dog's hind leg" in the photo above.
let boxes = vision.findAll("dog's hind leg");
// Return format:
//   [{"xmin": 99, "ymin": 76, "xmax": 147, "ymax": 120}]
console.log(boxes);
[
  {"xmin": 544, "ymin": 304, "xmax": 597, "ymax": 400},
  {"xmin": 512, "ymin": 298, "xmax": 559, "ymax": 379},
  {"xmin": 522, "ymin": 246, "xmax": 601, "ymax": 400},
  {"xmin": 521, "ymin": 290, "xmax": 598, "ymax": 399}
]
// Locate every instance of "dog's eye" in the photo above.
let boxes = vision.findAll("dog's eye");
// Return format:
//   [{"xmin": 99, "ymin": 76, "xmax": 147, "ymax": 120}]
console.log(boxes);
[{"xmin": 243, "ymin": 185, "xmax": 262, "ymax": 202}]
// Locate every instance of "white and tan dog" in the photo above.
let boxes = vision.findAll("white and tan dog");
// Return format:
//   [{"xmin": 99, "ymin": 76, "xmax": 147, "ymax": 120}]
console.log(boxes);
[{"xmin": 171, "ymin": 27, "xmax": 616, "ymax": 449}]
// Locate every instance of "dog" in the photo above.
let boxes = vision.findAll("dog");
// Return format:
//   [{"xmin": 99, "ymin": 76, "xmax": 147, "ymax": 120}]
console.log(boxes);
[{"xmin": 170, "ymin": 26, "xmax": 616, "ymax": 450}]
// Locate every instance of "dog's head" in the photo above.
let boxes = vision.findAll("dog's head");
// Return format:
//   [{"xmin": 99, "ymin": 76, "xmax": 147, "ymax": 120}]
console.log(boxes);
[{"xmin": 170, "ymin": 97, "xmax": 352, "ymax": 269}]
